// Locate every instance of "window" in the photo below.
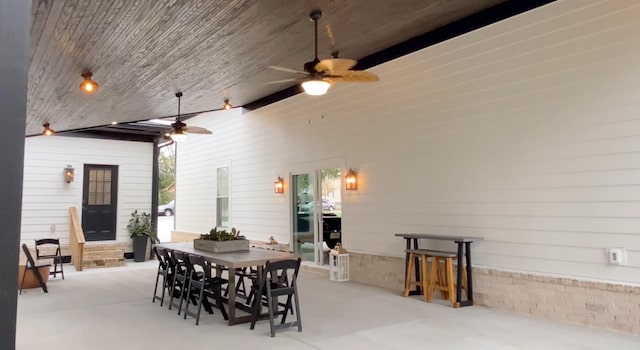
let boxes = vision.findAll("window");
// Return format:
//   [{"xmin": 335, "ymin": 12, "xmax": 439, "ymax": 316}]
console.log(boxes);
[
  {"xmin": 216, "ymin": 167, "xmax": 229, "ymax": 228},
  {"xmin": 88, "ymin": 168, "xmax": 112, "ymax": 205}
]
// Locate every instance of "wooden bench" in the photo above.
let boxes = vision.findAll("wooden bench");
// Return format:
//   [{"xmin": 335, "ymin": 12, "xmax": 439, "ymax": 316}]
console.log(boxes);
[{"xmin": 402, "ymin": 249, "xmax": 467, "ymax": 307}]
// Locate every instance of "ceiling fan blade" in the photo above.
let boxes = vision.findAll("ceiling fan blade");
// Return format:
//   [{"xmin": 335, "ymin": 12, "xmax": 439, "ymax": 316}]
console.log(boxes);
[
  {"xmin": 315, "ymin": 58, "xmax": 357, "ymax": 75},
  {"xmin": 267, "ymin": 65, "xmax": 308, "ymax": 75},
  {"xmin": 326, "ymin": 70, "xmax": 379, "ymax": 83},
  {"xmin": 263, "ymin": 78, "xmax": 302, "ymax": 85},
  {"xmin": 184, "ymin": 126, "xmax": 213, "ymax": 134}
]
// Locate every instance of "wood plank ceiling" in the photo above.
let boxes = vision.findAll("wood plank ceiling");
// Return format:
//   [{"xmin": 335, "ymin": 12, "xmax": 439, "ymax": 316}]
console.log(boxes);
[{"xmin": 27, "ymin": 0, "xmax": 514, "ymax": 136}]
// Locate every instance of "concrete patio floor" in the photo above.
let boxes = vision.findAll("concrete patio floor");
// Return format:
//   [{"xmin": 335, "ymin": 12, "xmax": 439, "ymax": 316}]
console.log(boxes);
[{"xmin": 17, "ymin": 261, "xmax": 640, "ymax": 350}]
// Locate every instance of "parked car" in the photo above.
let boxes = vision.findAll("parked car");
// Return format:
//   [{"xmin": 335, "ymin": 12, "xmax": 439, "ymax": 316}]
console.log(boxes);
[
  {"xmin": 158, "ymin": 200, "xmax": 175, "ymax": 216},
  {"xmin": 297, "ymin": 199, "xmax": 336, "ymax": 214}
]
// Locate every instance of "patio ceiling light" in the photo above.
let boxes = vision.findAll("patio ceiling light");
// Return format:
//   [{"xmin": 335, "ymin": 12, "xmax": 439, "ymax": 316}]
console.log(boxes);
[
  {"xmin": 223, "ymin": 99, "xmax": 232, "ymax": 110},
  {"xmin": 42, "ymin": 122, "xmax": 55, "ymax": 136},
  {"xmin": 301, "ymin": 79, "xmax": 331, "ymax": 96},
  {"xmin": 79, "ymin": 71, "xmax": 99, "ymax": 93}
]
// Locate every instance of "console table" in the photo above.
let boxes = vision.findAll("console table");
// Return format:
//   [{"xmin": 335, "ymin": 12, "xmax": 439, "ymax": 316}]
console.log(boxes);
[{"xmin": 395, "ymin": 233, "xmax": 482, "ymax": 307}]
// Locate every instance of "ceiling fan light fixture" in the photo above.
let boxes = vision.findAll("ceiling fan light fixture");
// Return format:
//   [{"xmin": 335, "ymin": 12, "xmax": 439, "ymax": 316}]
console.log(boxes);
[
  {"xmin": 170, "ymin": 130, "xmax": 187, "ymax": 142},
  {"xmin": 302, "ymin": 79, "xmax": 331, "ymax": 96},
  {"xmin": 223, "ymin": 99, "xmax": 232, "ymax": 110},
  {"xmin": 42, "ymin": 122, "xmax": 55, "ymax": 136},
  {"xmin": 79, "ymin": 71, "xmax": 99, "ymax": 93}
]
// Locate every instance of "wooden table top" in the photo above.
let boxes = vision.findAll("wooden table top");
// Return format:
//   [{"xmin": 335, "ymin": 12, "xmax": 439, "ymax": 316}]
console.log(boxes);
[
  {"xmin": 156, "ymin": 242, "xmax": 297, "ymax": 268},
  {"xmin": 394, "ymin": 233, "xmax": 483, "ymax": 243}
]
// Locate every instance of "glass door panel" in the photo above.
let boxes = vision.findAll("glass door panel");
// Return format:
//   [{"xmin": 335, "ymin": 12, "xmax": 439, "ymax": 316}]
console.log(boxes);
[
  {"xmin": 319, "ymin": 168, "xmax": 342, "ymax": 265},
  {"xmin": 291, "ymin": 173, "xmax": 315, "ymax": 261}
]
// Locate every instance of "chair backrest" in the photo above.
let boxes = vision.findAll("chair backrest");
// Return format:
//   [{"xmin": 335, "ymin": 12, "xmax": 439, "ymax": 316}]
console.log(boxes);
[
  {"xmin": 161, "ymin": 248, "xmax": 174, "ymax": 272},
  {"xmin": 170, "ymin": 250, "xmax": 189, "ymax": 276},
  {"xmin": 185, "ymin": 254, "xmax": 211, "ymax": 280},
  {"xmin": 35, "ymin": 238, "xmax": 61, "ymax": 259},
  {"xmin": 262, "ymin": 258, "xmax": 302, "ymax": 290},
  {"xmin": 153, "ymin": 246, "xmax": 167, "ymax": 270},
  {"xmin": 22, "ymin": 243, "xmax": 38, "ymax": 268}
]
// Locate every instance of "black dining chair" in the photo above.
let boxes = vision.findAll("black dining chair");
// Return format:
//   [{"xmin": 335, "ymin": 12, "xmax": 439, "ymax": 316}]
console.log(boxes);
[
  {"xmin": 249, "ymin": 258, "xmax": 303, "ymax": 337},
  {"xmin": 167, "ymin": 250, "xmax": 191, "ymax": 314},
  {"xmin": 183, "ymin": 254, "xmax": 229, "ymax": 325},
  {"xmin": 35, "ymin": 238, "xmax": 67, "ymax": 279},
  {"xmin": 20, "ymin": 244, "xmax": 50, "ymax": 294},
  {"xmin": 152, "ymin": 246, "xmax": 170, "ymax": 306}
]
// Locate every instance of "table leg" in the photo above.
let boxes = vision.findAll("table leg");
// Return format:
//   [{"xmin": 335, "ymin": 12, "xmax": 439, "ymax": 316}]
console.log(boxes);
[
  {"xmin": 465, "ymin": 241, "xmax": 474, "ymax": 304},
  {"xmin": 227, "ymin": 268, "xmax": 237, "ymax": 325},
  {"xmin": 456, "ymin": 242, "xmax": 463, "ymax": 306},
  {"xmin": 412, "ymin": 238, "xmax": 422, "ymax": 295}
]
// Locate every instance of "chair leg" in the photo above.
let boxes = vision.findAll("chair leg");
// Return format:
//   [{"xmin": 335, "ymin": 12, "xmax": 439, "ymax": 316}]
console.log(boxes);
[
  {"xmin": 427, "ymin": 257, "xmax": 439, "ymax": 302},
  {"xmin": 19, "ymin": 267, "xmax": 27, "ymax": 295},
  {"xmin": 215, "ymin": 284, "xmax": 228, "ymax": 320},
  {"xmin": 159, "ymin": 273, "xmax": 167, "ymax": 306},
  {"xmin": 402, "ymin": 253, "xmax": 415, "ymax": 297},
  {"xmin": 249, "ymin": 289, "xmax": 262, "ymax": 330},
  {"xmin": 445, "ymin": 258, "xmax": 456, "ymax": 307},
  {"xmin": 183, "ymin": 281, "xmax": 193, "ymax": 318},
  {"xmin": 178, "ymin": 277, "xmax": 188, "ymax": 315},
  {"xmin": 194, "ymin": 286, "xmax": 205, "ymax": 325},
  {"xmin": 267, "ymin": 290, "xmax": 276, "ymax": 337},
  {"xmin": 153, "ymin": 270, "xmax": 161, "ymax": 303},
  {"xmin": 293, "ymin": 287, "xmax": 302, "ymax": 332},
  {"xmin": 420, "ymin": 254, "xmax": 430, "ymax": 302},
  {"xmin": 59, "ymin": 258, "xmax": 64, "ymax": 280},
  {"xmin": 168, "ymin": 275, "xmax": 178, "ymax": 310}
]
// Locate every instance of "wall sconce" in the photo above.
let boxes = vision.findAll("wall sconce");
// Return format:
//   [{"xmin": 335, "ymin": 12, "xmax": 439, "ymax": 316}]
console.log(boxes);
[
  {"xmin": 64, "ymin": 165, "xmax": 75, "ymax": 183},
  {"xmin": 345, "ymin": 168, "xmax": 358, "ymax": 190},
  {"xmin": 274, "ymin": 176, "xmax": 284, "ymax": 193}
]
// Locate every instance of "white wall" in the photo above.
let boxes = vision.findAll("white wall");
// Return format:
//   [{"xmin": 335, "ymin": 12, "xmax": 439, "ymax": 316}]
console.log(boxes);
[
  {"xmin": 176, "ymin": 0, "xmax": 640, "ymax": 283},
  {"xmin": 21, "ymin": 136, "xmax": 153, "ymax": 245}
]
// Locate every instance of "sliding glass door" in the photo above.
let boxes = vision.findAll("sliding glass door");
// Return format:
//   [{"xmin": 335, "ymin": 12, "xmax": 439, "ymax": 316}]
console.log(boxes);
[{"xmin": 291, "ymin": 168, "xmax": 342, "ymax": 265}]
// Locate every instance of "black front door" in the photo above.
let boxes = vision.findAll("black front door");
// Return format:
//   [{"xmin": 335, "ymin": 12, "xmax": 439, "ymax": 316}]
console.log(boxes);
[{"xmin": 82, "ymin": 164, "xmax": 118, "ymax": 241}]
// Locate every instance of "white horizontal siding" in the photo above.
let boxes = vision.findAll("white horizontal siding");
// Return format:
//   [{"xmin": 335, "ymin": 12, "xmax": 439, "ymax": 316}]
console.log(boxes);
[
  {"xmin": 21, "ymin": 136, "xmax": 153, "ymax": 246},
  {"xmin": 176, "ymin": 0, "xmax": 640, "ymax": 283}
]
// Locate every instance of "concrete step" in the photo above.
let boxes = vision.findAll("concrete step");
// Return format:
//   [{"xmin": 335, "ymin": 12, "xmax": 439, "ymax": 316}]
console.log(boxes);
[{"xmin": 82, "ymin": 249, "xmax": 126, "ymax": 269}]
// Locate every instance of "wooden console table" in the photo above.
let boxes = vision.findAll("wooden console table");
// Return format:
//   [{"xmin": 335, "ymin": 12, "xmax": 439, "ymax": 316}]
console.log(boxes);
[{"xmin": 395, "ymin": 233, "xmax": 482, "ymax": 307}]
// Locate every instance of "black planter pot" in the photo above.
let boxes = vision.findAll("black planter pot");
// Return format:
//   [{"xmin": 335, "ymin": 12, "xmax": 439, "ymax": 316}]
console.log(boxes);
[{"xmin": 132, "ymin": 235, "xmax": 148, "ymax": 262}]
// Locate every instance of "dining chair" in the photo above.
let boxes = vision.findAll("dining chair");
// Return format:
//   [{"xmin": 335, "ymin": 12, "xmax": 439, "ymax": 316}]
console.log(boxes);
[
  {"xmin": 182, "ymin": 254, "xmax": 229, "ymax": 325},
  {"xmin": 249, "ymin": 258, "xmax": 303, "ymax": 337},
  {"xmin": 20, "ymin": 243, "xmax": 50, "ymax": 294},
  {"xmin": 152, "ymin": 246, "xmax": 170, "ymax": 306},
  {"xmin": 35, "ymin": 238, "xmax": 67, "ymax": 279},
  {"xmin": 167, "ymin": 250, "xmax": 190, "ymax": 314}
]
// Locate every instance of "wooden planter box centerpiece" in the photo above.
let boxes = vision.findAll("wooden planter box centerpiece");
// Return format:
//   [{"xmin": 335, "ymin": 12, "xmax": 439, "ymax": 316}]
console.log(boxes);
[{"xmin": 194, "ymin": 227, "xmax": 249, "ymax": 253}]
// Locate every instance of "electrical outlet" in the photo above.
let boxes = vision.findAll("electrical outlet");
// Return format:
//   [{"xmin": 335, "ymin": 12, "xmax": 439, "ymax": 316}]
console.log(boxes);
[
  {"xmin": 606, "ymin": 247, "xmax": 626, "ymax": 265},
  {"xmin": 50, "ymin": 224, "xmax": 56, "ymax": 234}
]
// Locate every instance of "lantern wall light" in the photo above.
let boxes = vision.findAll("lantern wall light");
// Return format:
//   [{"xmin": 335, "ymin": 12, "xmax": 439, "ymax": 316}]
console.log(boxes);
[
  {"xmin": 64, "ymin": 165, "xmax": 75, "ymax": 183},
  {"xmin": 345, "ymin": 168, "xmax": 358, "ymax": 190},
  {"xmin": 274, "ymin": 176, "xmax": 284, "ymax": 193}
]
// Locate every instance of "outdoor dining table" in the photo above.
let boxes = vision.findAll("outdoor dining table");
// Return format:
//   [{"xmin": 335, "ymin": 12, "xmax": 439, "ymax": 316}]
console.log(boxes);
[
  {"xmin": 157, "ymin": 242, "xmax": 297, "ymax": 325},
  {"xmin": 394, "ymin": 233, "xmax": 482, "ymax": 307}
]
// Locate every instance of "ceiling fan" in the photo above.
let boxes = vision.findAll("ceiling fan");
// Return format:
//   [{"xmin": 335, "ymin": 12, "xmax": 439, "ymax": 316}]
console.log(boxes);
[
  {"xmin": 169, "ymin": 92, "xmax": 212, "ymax": 141},
  {"xmin": 267, "ymin": 9, "xmax": 379, "ymax": 96}
]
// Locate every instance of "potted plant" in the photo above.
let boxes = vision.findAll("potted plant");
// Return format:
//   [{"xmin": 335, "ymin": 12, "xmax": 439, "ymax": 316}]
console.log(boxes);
[
  {"xmin": 193, "ymin": 227, "xmax": 249, "ymax": 253},
  {"xmin": 127, "ymin": 210, "xmax": 152, "ymax": 262}
]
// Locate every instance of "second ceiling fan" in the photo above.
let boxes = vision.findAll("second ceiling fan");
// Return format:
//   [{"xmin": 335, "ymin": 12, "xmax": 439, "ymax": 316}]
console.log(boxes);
[
  {"xmin": 267, "ymin": 9, "xmax": 379, "ymax": 96},
  {"xmin": 169, "ymin": 92, "xmax": 212, "ymax": 141}
]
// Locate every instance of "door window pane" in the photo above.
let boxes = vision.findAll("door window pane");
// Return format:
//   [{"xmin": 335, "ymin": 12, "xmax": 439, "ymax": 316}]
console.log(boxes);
[
  {"xmin": 88, "ymin": 169, "xmax": 112, "ymax": 205},
  {"xmin": 216, "ymin": 167, "xmax": 229, "ymax": 228}
]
